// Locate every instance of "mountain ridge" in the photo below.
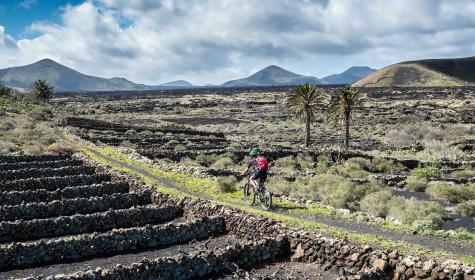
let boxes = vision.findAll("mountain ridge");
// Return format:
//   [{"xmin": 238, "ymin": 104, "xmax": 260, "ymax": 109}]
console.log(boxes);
[
  {"xmin": 321, "ymin": 66, "xmax": 377, "ymax": 84},
  {"xmin": 222, "ymin": 65, "xmax": 323, "ymax": 87},
  {"xmin": 353, "ymin": 56, "xmax": 475, "ymax": 87},
  {"xmin": 0, "ymin": 59, "xmax": 195, "ymax": 92}
]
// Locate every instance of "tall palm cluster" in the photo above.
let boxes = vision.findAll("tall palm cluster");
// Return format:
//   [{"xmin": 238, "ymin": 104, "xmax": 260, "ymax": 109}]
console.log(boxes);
[{"xmin": 285, "ymin": 84, "xmax": 364, "ymax": 149}]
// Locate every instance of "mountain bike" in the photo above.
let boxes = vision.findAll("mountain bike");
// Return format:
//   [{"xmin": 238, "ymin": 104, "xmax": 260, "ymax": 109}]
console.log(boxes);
[{"xmin": 242, "ymin": 175, "xmax": 272, "ymax": 210}]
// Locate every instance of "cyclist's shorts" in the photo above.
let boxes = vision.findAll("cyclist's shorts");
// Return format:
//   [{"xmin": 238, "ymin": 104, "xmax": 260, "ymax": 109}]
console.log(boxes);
[{"xmin": 251, "ymin": 169, "xmax": 267, "ymax": 182}]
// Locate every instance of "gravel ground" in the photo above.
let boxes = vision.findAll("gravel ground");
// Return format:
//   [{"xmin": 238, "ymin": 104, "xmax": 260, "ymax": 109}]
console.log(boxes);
[{"xmin": 204, "ymin": 260, "xmax": 338, "ymax": 280}]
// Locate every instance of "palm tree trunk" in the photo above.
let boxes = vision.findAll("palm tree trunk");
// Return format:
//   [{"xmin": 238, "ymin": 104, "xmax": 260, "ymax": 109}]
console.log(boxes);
[
  {"xmin": 305, "ymin": 109, "xmax": 311, "ymax": 147},
  {"xmin": 344, "ymin": 112, "xmax": 350, "ymax": 149}
]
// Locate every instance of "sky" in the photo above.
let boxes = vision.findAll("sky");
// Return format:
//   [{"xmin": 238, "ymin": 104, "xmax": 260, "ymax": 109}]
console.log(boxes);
[{"xmin": 1, "ymin": 0, "xmax": 475, "ymax": 85}]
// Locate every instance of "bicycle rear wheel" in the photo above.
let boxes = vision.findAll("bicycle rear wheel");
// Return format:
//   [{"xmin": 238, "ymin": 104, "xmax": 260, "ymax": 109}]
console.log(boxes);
[
  {"xmin": 243, "ymin": 182, "xmax": 255, "ymax": 205},
  {"xmin": 258, "ymin": 186, "xmax": 273, "ymax": 210}
]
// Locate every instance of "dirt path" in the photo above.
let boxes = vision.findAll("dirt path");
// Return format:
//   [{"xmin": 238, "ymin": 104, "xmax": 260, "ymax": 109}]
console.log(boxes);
[{"xmin": 86, "ymin": 148, "xmax": 475, "ymax": 258}]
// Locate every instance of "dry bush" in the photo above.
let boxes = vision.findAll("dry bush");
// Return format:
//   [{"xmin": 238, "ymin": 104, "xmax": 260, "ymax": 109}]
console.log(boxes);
[
  {"xmin": 360, "ymin": 190, "xmax": 394, "ymax": 217},
  {"xmin": 455, "ymin": 200, "xmax": 475, "ymax": 217},
  {"xmin": 215, "ymin": 176, "xmax": 238, "ymax": 193},
  {"xmin": 388, "ymin": 197, "xmax": 446, "ymax": 229},
  {"xmin": 426, "ymin": 182, "xmax": 475, "ymax": 203},
  {"xmin": 451, "ymin": 168, "xmax": 475, "ymax": 179},
  {"xmin": 267, "ymin": 176, "xmax": 294, "ymax": 196},
  {"xmin": 404, "ymin": 176, "xmax": 428, "ymax": 192},
  {"xmin": 47, "ymin": 141, "xmax": 78, "ymax": 155}
]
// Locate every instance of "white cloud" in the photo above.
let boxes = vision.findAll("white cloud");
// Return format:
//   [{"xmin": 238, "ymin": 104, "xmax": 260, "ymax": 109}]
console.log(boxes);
[
  {"xmin": 18, "ymin": 0, "xmax": 37, "ymax": 9},
  {"xmin": 1, "ymin": 0, "xmax": 475, "ymax": 85}
]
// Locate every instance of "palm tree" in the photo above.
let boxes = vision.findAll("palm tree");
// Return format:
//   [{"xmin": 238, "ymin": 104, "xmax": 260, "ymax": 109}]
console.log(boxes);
[
  {"xmin": 32, "ymin": 79, "xmax": 54, "ymax": 102},
  {"xmin": 327, "ymin": 87, "xmax": 365, "ymax": 149},
  {"xmin": 285, "ymin": 83, "xmax": 325, "ymax": 147}
]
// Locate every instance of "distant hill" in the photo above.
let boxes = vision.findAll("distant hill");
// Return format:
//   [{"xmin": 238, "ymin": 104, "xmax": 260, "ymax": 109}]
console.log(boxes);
[
  {"xmin": 321, "ymin": 66, "xmax": 376, "ymax": 85},
  {"xmin": 0, "ymin": 59, "xmax": 156, "ymax": 92},
  {"xmin": 222, "ymin": 65, "xmax": 323, "ymax": 87},
  {"xmin": 353, "ymin": 56, "xmax": 475, "ymax": 87},
  {"xmin": 158, "ymin": 80, "xmax": 194, "ymax": 87},
  {"xmin": 0, "ymin": 59, "xmax": 196, "ymax": 92}
]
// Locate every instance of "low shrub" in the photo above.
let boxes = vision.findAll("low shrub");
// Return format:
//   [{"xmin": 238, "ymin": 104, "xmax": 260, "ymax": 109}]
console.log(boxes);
[
  {"xmin": 370, "ymin": 157, "xmax": 406, "ymax": 174},
  {"xmin": 360, "ymin": 190, "xmax": 394, "ymax": 217},
  {"xmin": 195, "ymin": 154, "xmax": 219, "ymax": 167},
  {"xmin": 455, "ymin": 200, "xmax": 475, "ymax": 217},
  {"xmin": 273, "ymin": 156, "xmax": 298, "ymax": 174},
  {"xmin": 387, "ymin": 197, "xmax": 445, "ymax": 229},
  {"xmin": 426, "ymin": 182, "xmax": 475, "ymax": 203},
  {"xmin": 211, "ymin": 156, "xmax": 238, "ymax": 169},
  {"xmin": 47, "ymin": 141, "xmax": 78, "ymax": 155},
  {"xmin": 329, "ymin": 157, "xmax": 371, "ymax": 178},
  {"xmin": 352, "ymin": 180, "xmax": 385, "ymax": 202},
  {"xmin": 404, "ymin": 176, "xmax": 428, "ymax": 192},
  {"xmin": 451, "ymin": 168, "xmax": 475, "ymax": 179},
  {"xmin": 267, "ymin": 176, "xmax": 294, "ymax": 196},
  {"xmin": 215, "ymin": 176, "xmax": 237, "ymax": 193},
  {"xmin": 302, "ymin": 174, "xmax": 354, "ymax": 209},
  {"xmin": 411, "ymin": 166, "xmax": 441, "ymax": 179},
  {"xmin": 295, "ymin": 154, "xmax": 314, "ymax": 171}
]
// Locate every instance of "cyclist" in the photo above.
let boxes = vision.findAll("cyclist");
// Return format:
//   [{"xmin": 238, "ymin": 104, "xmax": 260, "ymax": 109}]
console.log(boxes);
[{"xmin": 241, "ymin": 149, "xmax": 269, "ymax": 190}]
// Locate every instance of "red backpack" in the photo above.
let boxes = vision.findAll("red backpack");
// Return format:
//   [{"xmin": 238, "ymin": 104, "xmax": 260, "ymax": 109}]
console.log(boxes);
[{"xmin": 256, "ymin": 157, "xmax": 269, "ymax": 171}]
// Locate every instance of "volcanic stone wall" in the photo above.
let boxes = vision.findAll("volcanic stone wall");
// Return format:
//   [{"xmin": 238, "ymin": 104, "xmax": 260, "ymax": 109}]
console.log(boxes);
[
  {"xmin": 26, "ymin": 237, "xmax": 284, "ymax": 280},
  {"xmin": 0, "ymin": 173, "xmax": 111, "ymax": 192},
  {"xmin": 0, "ymin": 192, "xmax": 151, "ymax": 221},
  {"xmin": 0, "ymin": 182, "xmax": 129, "ymax": 205},
  {"xmin": 0, "ymin": 216, "xmax": 225, "ymax": 270},
  {"xmin": 0, "ymin": 205, "xmax": 182, "ymax": 242}
]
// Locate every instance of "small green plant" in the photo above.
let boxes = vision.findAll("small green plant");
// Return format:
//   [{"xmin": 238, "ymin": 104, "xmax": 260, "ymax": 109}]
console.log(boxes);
[
  {"xmin": 410, "ymin": 140, "xmax": 424, "ymax": 153},
  {"xmin": 215, "ymin": 176, "xmax": 237, "ymax": 193},
  {"xmin": 411, "ymin": 166, "xmax": 441, "ymax": 179}
]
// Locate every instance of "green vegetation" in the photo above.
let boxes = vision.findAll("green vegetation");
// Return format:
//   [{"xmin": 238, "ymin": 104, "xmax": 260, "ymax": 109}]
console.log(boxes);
[
  {"xmin": 404, "ymin": 176, "xmax": 428, "ymax": 192},
  {"xmin": 215, "ymin": 176, "xmax": 238, "ymax": 193},
  {"xmin": 452, "ymin": 168, "xmax": 475, "ymax": 179},
  {"xmin": 0, "ymin": 84, "xmax": 61, "ymax": 154},
  {"xmin": 426, "ymin": 182, "xmax": 475, "ymax": 203},
  {"xmin": 411, "ymin": 166, "xmax": 441, "ymax": 179},
  {"xmin": 327, "ymin": 87, "xmax": 365, "ymax": 149},
  {"xmin": 360, "ymin": 190, "xmax": 394, "ymax": 217},
  {"xmin": 388, "ymin": 197, "xmax": 446, "ymax": 230},
  {"xmin": 455, "ymin": 200, "xmax": 475, "ymax": 217},
  {"xmin": 285, "ymin": 83, "xmax": 325, "ymax": 147}
]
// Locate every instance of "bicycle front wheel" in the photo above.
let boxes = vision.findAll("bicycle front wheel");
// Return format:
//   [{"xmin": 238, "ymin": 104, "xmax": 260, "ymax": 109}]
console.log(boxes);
[
  {"xmin": 243, "ymin": 183, "xmax": 255, "ymax": 205},
  {"xmin": 258, "ymin": 186, "xmax": 273, "ymax": 210}
]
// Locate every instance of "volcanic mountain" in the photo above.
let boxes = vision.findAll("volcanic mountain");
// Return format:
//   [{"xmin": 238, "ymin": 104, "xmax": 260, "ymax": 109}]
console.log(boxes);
[
  {"xmin": 353, "ymin": 56, "xmax": 475, "ymax": 87},
  {"xmin": 0, "ymin": 59, "xmax": 195, "ymax": 92},
  {"xmin": 321, "ymin": 66, "xmax": 376, "ymax": 85},
  {"xmin": 222, "ymin": 65, "xmax": 323, "ymax": 87}
]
